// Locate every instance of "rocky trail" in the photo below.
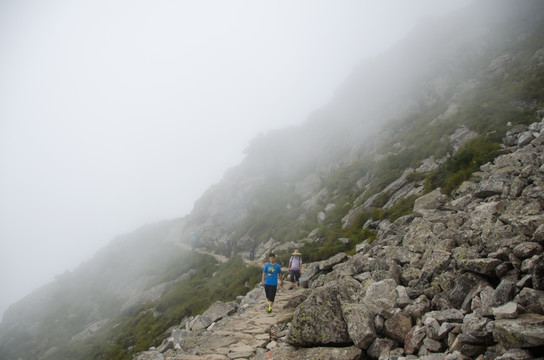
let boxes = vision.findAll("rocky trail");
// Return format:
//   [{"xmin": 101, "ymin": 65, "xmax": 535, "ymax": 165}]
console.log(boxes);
[
  {"xmin": 136, "ymin": 119, "xmax": 544, "ymax": 360},
  {"xmin": 134, "ymin": 284, "xmax": 315, "ymax": 360}
]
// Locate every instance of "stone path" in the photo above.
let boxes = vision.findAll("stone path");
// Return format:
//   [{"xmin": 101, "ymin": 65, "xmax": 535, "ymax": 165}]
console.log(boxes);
[{"xmin": 139, "ymin": 284, "xmax": 306, "ymax": 360}]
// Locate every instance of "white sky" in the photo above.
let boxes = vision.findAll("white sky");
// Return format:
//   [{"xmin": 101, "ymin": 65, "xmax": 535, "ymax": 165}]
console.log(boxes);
[{"xmin": 0, "ymin": 0, "xmax": 472, "ymax": 319}]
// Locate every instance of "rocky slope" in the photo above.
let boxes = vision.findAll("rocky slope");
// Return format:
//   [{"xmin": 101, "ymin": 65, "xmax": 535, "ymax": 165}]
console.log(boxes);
[
  {"xmin": 136, "ymin": 119, "xmax": 544, "ymax": 359},
  {"xmin": 179, "ymin": 0, "xmax": 544, "ymax": 248},
  {"xmin": 2, "ymin": 1, "xmax": 544, "ymax": 359}
]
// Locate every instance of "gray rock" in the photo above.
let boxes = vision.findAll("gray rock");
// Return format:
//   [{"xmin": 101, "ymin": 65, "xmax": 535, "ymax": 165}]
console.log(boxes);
[
  {"xmin": 514, "ymin": 288, "xmax": 544, "ymax": 314},
  {"xmin": 533, "ymin": 255, "xmax": 544, "ymax": 290},
  {"xmin": 493, "ymin": 302, "xmax": 519, "ymax": 320},
  {"xmin": 367, "ymin": 337, "xmax": 398, "ymax": 360},
  {"xmin": 422, "ymin": 309, "xmax": 464, "ymax": 324},
  {"xmin": 423, "ymin": 337, "xmax": 444, "ymax": 352},
  {"xmin": 319, "ymin": 252, "xmax": 348, "ymax": 271},
  {"xmin": 424, "ymin": 317, "xmax": 441, "ymax": 340},
  {"xmin": 493, "ymin": 313, "xmax": 544, "ymax": 349},
  {"xmin": 341, "ymin": 303, "xmax": 376, "ymax": 350},
  {"xmin": 299, "ymin": 263, "xmax": 320, "ymax": 288},
  {"xmin": 362, "ymin": 279, "xmax": 399, "ymax": 314},
  {"xmin": 458, "ymin": 313, "xmax": 493, "ymax": 344},
  {"xmin": 404, "ymin": 295, "xmax": 431, "ymax": 322},
  {"xmin": 457, "ymin": 257, "xmax": 502, "ymax": 276},
  {"xmin": 252, "ymin": 345, "xmax": 362, "ymax": 360},
  {"xmin": 474, "ymin": 179, "xmax": 505, "ymax": 198},
  {"xmin": 287, "ymin": 284, "xmax": 351, "ymax": 346},
  {"xmin": 493, "ymin": 279, "xmax": 516, "ymax": 307},
  {"xmin": 413, "ymin": 188, "xmax": 447, "ymax": 214},
  {"xmin": 201, "ymin": 300, "xmax": 237, "ymax": 323},
  {"xmin": 513, "ymin": 242, "xmax": 543, "ymax": 259},
  {"xmin": 404, "ymin": 325, "xmax": 426, "ymax": 354},
  {"xmin": 495, "ymin": 348, "xmax": 534, "ymax": 360},
  {"xmin": 384, "ymin": 311, "xmax": 412, "ymax": 344}
]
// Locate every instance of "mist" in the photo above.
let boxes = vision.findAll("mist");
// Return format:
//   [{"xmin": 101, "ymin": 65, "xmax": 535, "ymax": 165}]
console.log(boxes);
[{"xmin": 0, "ymin": 0, "xmax": 472, "ymax": 320}]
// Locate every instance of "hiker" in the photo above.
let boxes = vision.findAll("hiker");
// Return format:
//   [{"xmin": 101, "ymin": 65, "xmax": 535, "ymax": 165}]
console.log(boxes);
[
  {"xmin": 249, "ymin": 239, "xmax": 256, "ymax": 261},
  {"xmin": 261, "ymin": 252, "xmax": 283, "ymax": 313},
  {"xmin": 288, "ymin": 249, "xmax": 303, "ymax": 285}
]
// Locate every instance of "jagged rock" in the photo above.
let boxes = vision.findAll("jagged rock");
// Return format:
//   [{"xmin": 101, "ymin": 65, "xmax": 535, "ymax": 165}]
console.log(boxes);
[
  {"xmin": 384, "ymin": 311, "xmax": 412, "ymax": 344},
  {"xmin": 493, "ymin": 302, "xmax": 519, "ymax": 320},
  {"xmin": 493, "ymin": 313, "xmax": 544, "ymax": 349},
  {"xmin": 202, "ymin": 301, "xmax": 237, "ymax": 323},
  {"xmin": 362, "ymin": 279, "xmax": 399, "ymax": 314},
  {"xmin": 424, "ymin": 317, "xmax": 441, "ymax": 340},
  {"xmin": 319, "ymin": 252, "xmax": 348, "ymax": 271},
  {"xmin": 423, "ymin": 309, "xmax": 464, "ymax": 324},
  {"xmin": 189, "ymin": 301, "xmax": 237, "ymax": 332},
  {"xmin": 495, "ymin": 348, "xmax": 534, "ymax": 360},
  {"xmin": 341, "ymin": 303, "xmax": 377, "ymax": 350},
  {"xmin": 413, "ymin": 188, "xmax": 448, "ymax": 215},
  {"xmin": 287, "ymin": 284, "xmax": 351, "ymax": 346},
  {"xmin": 458, "ymin": 313, "xmax": 493, "ymax": 344},
  {"xmin": 299, "ymin": 263, "xmax": 320, "ymax": 288},
  {"xmin": 404, "ymin": 324, "xmax": 426, "ymax": 354},
  {"xmin": 513, "ymin": 242, "xmax": 543, "ymax": 259},
  {"xmin": 404, "ymin": 295, "xmax": 431, "ymax": 322},
  {"xmin": 252, "ymin": 345, "xmax": 362, "ymax": 360},
  {"xmin": 457, "ymin": 257, "xmax": 502, "ymax": 277},
  {"xmin": 514, "ymin": 288, "xmax": 544, "ymax": 314},
  {"xmin": 133, "ymin": 350, "xmax": 163, "ymax": 360},
  {"xmin": 423, "ymin": 337, "xmax": 444, "ymax": 352},
  {"xmin": 366, "ymin": 337, "xmax": 398, "ymax": 360},
  {"xmin": 532, "ymin": 256, "xmax": 544, "ymax": 290}
]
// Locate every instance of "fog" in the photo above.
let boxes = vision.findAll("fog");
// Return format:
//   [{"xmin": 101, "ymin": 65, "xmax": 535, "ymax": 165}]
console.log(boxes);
[{"xmin": 0, "ymin": 0, "xmax": 472, "ymax": 320}]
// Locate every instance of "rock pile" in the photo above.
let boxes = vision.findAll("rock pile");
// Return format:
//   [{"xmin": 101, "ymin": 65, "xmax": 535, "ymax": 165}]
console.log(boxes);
[
  {"xmin": 286, "ymin": 119, "xmax": 544, "ymax": 359},
  {"xmin": 135, "ymin": 119, "xmax": 544, "ymax": 359}
]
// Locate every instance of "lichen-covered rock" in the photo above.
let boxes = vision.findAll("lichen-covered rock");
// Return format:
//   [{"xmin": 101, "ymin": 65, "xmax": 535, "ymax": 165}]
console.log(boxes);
[
  {"xmin": 287, "ymin": 284, "xmax": 351, "ymax": 346},
  {"xmin": 493, "ymin": 313, "xmax": 544, "ymax": 349},
  {"xmin": 341, "ymin": 303, "xmax": 376, "ymax": 350}
]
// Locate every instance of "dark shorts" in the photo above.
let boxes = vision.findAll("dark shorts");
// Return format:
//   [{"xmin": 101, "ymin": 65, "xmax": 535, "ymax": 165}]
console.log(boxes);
[
  {"xmin": 264, "ymin": 284, "xmax": 278, "ymax": 302},
  {"xmin": 290, "ymin": 270, "xmax": 301, "ymax": 283}
]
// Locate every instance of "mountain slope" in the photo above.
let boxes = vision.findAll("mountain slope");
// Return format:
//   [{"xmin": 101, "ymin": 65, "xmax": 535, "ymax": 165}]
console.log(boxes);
[{"xmin": 1, "ymin": 1, "xmax": 544, "ymax": 359}]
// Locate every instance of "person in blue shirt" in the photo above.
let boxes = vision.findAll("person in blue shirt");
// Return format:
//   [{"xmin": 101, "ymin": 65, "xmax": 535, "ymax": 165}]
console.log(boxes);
[{"xmin": 261, "ymin": 252, "xmax": 283, "ymax": 313}]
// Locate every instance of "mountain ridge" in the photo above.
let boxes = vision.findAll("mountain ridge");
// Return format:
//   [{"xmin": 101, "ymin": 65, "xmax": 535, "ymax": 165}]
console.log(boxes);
[{"xmin": 1, "ymin": 1, "xmax": 544, "ymax": 359}]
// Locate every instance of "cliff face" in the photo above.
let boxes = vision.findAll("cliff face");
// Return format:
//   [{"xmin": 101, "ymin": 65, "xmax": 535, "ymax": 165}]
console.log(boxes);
[{"xmin": 2, "ymin": 1, "xmax": 544, "ymax": 359}]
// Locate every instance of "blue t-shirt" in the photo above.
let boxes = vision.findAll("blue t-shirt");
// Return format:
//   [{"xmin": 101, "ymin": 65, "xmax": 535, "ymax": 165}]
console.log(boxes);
[{"xmin": 263, "ymin": 263, "xmax": 282, "ymax": 286}]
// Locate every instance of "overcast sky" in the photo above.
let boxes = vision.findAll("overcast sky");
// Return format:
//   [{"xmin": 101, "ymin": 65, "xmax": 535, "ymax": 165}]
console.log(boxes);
[{"xmin": 0, "ymin": 0, "xmax": 472, "ymax": 320}]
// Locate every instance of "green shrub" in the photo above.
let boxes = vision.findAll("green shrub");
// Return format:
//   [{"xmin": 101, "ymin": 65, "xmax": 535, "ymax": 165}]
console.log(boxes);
[{"xmin": 425, "ymin": 136, "xmax": 500, "ymax": 195}]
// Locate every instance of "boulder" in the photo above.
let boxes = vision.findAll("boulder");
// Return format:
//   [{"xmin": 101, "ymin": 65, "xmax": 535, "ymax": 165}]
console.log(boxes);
[
  {"xmin": 341, "ymin": 303, "xmax": 377, "ymax": 350},
  {"xmin": 252, "ymin": 345, "xmax": 362, "ymax": 360},
  {"xmin": 384, "ymin": 311, "xmax": 412, "ymax": 344},
  {"xmin": 287, "ymin": 284, "xmax": 351, "ymax": 346},
  {"xmin": 493, "ymin": 313, "xmax": 544, "ymax": 349}
]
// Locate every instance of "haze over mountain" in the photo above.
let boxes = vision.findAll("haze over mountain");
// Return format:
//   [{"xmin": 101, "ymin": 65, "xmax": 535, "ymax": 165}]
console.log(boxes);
[
  {"xmin": 2, "ymin": 0, "xmax": 544, "ymax": 358},
  {"xmin": 0, "ymin": 0, "xmax": 472, "ymax": 320}
]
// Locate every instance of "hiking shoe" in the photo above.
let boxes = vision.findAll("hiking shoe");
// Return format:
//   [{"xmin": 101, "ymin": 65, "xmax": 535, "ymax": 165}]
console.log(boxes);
[{"xmin": 267, "ymin": 306, "xmax": 272, "ymax": 313}]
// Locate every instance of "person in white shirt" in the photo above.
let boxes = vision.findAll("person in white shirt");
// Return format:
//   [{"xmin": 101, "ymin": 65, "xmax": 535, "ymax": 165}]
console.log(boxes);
[{"xmin": 288, "ymin": 249, "xmax": 303, "ymax": 286}]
